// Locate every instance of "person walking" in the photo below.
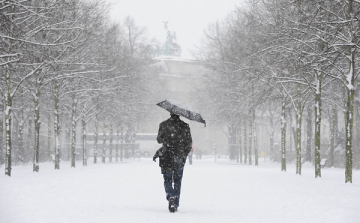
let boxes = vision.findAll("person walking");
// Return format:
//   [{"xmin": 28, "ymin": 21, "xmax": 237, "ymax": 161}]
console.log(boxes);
[{"xmin": 153, "ymin": 113, "xmax": 192, "ymax": 213}]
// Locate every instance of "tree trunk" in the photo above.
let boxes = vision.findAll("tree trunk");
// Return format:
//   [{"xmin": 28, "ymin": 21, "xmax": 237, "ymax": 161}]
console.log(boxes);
[
  {"xmin": 305, "ymin": 106, "xmax": 312, "ymax": 162},
  {"xmin": 71, "ymin": 96, "xmax": 77, "ymax": 168},
  {"xmin": 239, "ymin": 118, "xmax": 242, "ymax": 163},
  {"xmin": 33, "ymin": 87, "xmax": 40, "ymax": 172},
  {"xmin": 109, "ymin": 125, "xmax": 113, "ymax": 162},
  {"xmin": 82, "ymin": 118, "xmax": 87, "ymax": 166},
  {"xmin": 116, "ymin": 129, "xmax": 119, "ymax": 162},
  {"xmin": 289, "ymin": 109, "xmax": 296, "ymax": 163},
  {"xmin": 344, "ymin": 0, "xmax": 356, "ymax": 182},
  {"xmin": 281, "ymin": 97, "xmax": 286, "ymax": 171},
  {"xmin": 269, "ymin": 116, "xmax": 275, "ymax": 161},
  {"xmin": 5, "ymin": 65, "xmax": 13, "ymax": 176},
  {"xmin": 102, "ymin": 127, "xmax": 107, "ymax": 163},
  {"xmin": 66, "ymin": 123, "xmax": 70, "ymax": 161},
  {"xmin": 243, "ymin": 120, "xmax": 247, "ymax": 164},
  {"xmin": 345, "ymin": 48, "xmax": 355, "ymax": 183},
  {"xmin": 54, "ymin": 83, "xmax": 60, "ymax": 169},
  {"xmin": 48, "ymin": 115, "xmax": 51, "ymax": 162},
  {"xmin": 254, "ymin": 121, "xmax": 258, "ymax": 166},
  {"xmin": 28, "ymin": 118, "xmax": 33, "ymax": 163},
  {"xmin": 18, "ymin": 109, "xmax": 25, "ymax": 164},
  {"xmin": 314, "ymin": 72, "xmax": 322, "ymax": 178},
  {"xmin": 94, "ymin": 113, "xmax": 98, "ymax": 164},
  {"xmin": 120, "ymin": 130, "xmax": 123, "ymax": 161},
  {"xmin": 248, "ymin": 117, "xmax": 252, "ymax": 165},
  {"xmin": 296, "ymin": 84, "xmax": 302, "ymax": 175},
  {"xmin": 0, "ymin": 116, "xmax": 3, "ymax": 166}
]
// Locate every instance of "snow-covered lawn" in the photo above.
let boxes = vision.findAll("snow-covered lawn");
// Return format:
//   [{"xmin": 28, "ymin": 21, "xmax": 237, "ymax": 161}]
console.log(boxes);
[{"xmin": 1, "ymin": 157, "xmax": 360, "ymax": 223}]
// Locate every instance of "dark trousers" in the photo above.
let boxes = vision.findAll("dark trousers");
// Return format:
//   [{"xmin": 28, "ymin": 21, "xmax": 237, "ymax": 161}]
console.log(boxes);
[{"xmin": 163, "ymin": 158, "xmax": 185, "ymax": 207}]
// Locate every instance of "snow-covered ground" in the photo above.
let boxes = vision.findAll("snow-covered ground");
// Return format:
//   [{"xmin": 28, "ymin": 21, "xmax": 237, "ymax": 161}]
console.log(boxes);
[{"xmin": 1, "ymin": 156, "xmax": 360, "ymax": 223}]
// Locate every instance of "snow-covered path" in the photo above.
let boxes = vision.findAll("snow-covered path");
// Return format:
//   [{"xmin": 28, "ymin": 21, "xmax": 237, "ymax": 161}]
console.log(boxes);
[{"xmin": 1, "ymin": 157, "xmax": 360, "ymax": 223}]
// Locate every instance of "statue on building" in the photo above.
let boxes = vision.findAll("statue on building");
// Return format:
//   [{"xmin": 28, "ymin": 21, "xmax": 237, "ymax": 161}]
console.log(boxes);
[{"xmin": 156, "ymin": 21, "xmax": 182, "ymax": 57}]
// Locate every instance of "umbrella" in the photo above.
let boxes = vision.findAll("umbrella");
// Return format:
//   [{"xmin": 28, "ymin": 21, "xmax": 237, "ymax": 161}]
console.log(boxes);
[{"xmin": 156, "ymin": 99, "xmax": 206, "ymax": 126}]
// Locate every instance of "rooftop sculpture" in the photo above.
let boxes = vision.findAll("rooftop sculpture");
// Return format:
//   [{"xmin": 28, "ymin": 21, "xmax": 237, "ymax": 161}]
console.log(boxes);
[{"xmin": 154, "ymin": 21, "xmax": 181, "ymax": 57}]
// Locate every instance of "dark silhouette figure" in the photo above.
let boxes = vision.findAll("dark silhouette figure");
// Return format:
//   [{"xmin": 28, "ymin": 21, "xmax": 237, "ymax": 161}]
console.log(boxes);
[{"xmin": 153, "ymin": 114, "xmax": 192, "ymax": 212}]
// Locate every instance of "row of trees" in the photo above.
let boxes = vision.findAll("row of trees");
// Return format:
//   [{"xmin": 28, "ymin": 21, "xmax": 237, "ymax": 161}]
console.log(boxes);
[
  {"xmin": 0, "ymin": 0, "xmax": 158, "ymax": 176},
  {"xmin": 197, "ymin": 0, "xmax": 359, "ymax": 183}
]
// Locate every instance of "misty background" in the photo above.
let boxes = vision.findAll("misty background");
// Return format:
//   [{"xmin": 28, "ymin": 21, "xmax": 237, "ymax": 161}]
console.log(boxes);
[{"xmin": 1, "ymin": 0, "xmax": 359, "ymax": 182}]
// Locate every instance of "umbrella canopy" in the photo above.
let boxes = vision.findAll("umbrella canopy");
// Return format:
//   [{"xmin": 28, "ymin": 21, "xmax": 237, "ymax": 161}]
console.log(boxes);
[{"xmin": 156, "ymin": 99, "xmax": 206, "ymax": 126}]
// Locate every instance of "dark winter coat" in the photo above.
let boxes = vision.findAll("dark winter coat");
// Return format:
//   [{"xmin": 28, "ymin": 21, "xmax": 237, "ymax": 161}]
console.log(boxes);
[
  {"xmin": 153, "ymin": 146, "xmax": 179, "ymax": 173},
  {"xmin": 154, "ymin": 114, "xmax": 192, "ymax": 173}
]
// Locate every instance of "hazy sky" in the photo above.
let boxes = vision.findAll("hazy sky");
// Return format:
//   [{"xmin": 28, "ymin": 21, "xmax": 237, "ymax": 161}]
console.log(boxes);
[{"xmin": 105, "ymin": 0, "xmax": 243, "ymax": 58}]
